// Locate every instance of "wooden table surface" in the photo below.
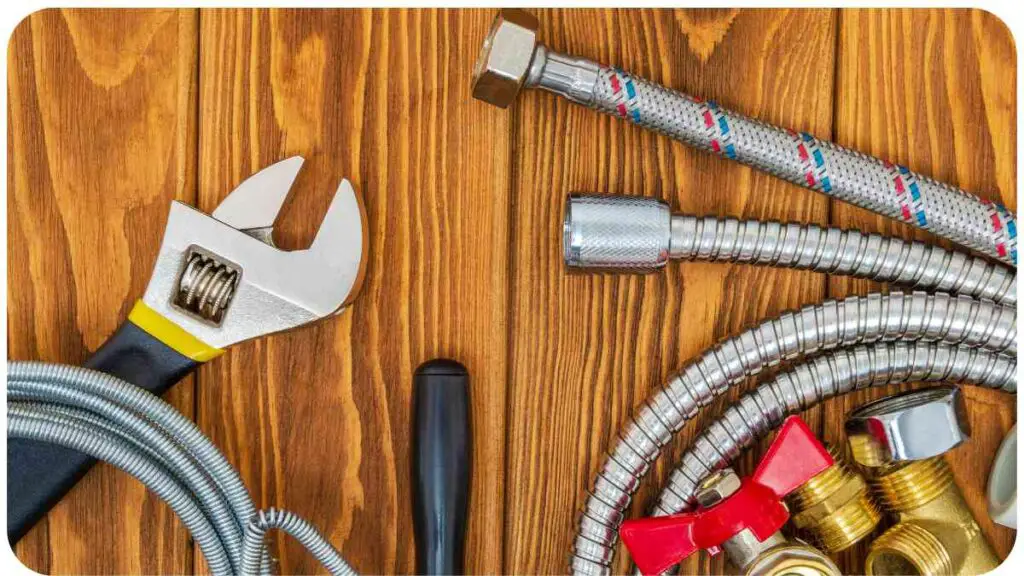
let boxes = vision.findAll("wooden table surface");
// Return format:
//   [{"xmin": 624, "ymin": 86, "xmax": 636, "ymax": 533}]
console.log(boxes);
[{"xmin": 7, "ymin": 8, "xmax": 1016, "ymax": 574}]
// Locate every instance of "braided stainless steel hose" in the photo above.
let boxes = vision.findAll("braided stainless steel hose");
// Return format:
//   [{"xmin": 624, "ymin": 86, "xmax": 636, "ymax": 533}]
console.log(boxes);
[
  {"xmin": 564, "ymin": 195, "xmax": 1016, "ymax": 306},
  {"xmin": 472, "ymin": 9, "xmax": 1018, "ymax": 266},
  {"xmin": 7, "ymin": 362, "xmax": 357, "ymax": 576},
  {"xmin": 653, "ymin": 342, "xmax": 1016, "ymax": 520},
  {"xmin": 569, "ymin": 292, "xmax": 1015, "ymax": 575}
]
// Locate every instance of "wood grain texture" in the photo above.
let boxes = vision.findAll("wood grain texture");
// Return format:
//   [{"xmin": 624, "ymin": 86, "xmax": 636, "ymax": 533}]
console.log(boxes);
[
  {"xmin": 825, "ymin": 9, "xmax": 1018, "ymax": 570},
  {"xmin": 194, "ymin": 8, "xmax": 508, "ymax": 574},
  {"xmin": 504, "ymin": 8, "xmax": 836, "ymax": 575},
  {"xmin": 7, "ymin": 8, "xmax": 198, "ymax": 574},
  {"xmin": 7, "ymin": 8, "xmax": 1017, "ymax": 575}
]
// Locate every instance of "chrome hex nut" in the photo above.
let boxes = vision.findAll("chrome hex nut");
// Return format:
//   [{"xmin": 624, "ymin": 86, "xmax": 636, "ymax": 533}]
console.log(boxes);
[
  {"xmin": 845, "ymin": 386, "xmax": 970, "ymax": 467},
  {"xmin": 695, "ymin": 468, "xmax": 743, "ymax": 508},
  {"xmin": 471, "ymin": 9, "xmax": 539, "ymax": 108}
]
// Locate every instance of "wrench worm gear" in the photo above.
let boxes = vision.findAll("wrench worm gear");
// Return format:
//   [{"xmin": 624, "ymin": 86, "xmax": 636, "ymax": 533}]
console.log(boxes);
[{"xmin": 176, "ymin": 251, "xmax": 240, "ymax": 324}]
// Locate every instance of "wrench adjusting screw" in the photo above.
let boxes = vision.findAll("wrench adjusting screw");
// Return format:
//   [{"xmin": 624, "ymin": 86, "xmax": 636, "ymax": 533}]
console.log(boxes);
[{"xmin": 174, "ymin": 250, "xmax": 241, "ymax": 325}]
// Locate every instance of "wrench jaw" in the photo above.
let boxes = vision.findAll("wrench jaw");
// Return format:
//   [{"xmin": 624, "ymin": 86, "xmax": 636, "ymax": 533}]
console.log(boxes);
[{"xmin": 141, "ymin": 173, "xmax": 366, "ymax": 350}]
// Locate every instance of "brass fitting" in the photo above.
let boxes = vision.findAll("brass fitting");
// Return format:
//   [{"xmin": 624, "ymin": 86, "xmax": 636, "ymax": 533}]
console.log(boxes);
[
  {"xmin": 787, "ymin": 448, "xmax": 882, "ymax": 553},
  {"xmin": 864, "ymin": 457, "xmax": 999, "ymax": 576}
]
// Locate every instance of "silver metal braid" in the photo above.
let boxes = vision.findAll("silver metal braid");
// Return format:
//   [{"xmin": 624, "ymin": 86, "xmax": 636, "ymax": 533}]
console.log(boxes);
[
  {"xmin": 7, "ymin": 362, "xmax": 356, "ymax": 576},
  {"xmin": 564, "ymin": 194, "xmax": 1016, "ymax": 306},
  {"xmin": 654, "ymin": 342, "xmax": 1016, "ymax": 520},
  {"xmin": 556, "ymin": 61, "xmax": 1018, "ymax": 266},
  {"xmin": 570, "ymin": 292, "xmax": 1016, "ymax": 575}
]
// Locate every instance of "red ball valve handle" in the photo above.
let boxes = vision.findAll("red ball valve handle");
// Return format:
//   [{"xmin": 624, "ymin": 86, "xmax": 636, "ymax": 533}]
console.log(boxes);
[{"xmin": 620, "ymin": 416, "xmax": 833, "ymax": 576}]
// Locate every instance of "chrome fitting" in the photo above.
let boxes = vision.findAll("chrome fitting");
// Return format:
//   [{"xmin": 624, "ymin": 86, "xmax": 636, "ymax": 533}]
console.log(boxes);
[
  {"xmin": 845, "ymin": 386, "xmax": 969, "ymax": 467},
  {"xmin": 844, "ymin": 387, "xmax": 999, "ymax": 576},
  {"xmin": 472, "ymin": 9, "xmax": 599, "ymax": 108},
  {"xmin": 471, "ymin": 9, "xmax": 540, "ymax": 108},
  {"xmin": 563, "ymin": 194, "xmax": 671, "ymax": 270}
]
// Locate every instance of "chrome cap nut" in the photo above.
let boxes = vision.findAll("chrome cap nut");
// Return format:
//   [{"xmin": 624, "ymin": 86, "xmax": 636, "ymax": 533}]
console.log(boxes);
[
  {"xmin": 695, "ymin": 468, "xmax": 743, "ymax": 508},
  {"xmin": 472, "ymin": 9, "xmax": 539, "ymax": 108},
  {"xmin": 845, "ymin": 386, "xmax": 970, "ymax": 467}
]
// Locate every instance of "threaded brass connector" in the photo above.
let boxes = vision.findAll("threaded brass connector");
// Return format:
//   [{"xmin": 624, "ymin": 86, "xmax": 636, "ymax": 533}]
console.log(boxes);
[
  {"xmin": 865, "ymin": 457, "xmax": 999, "ymax": 576},
  {"xmin": 788, "ymin": 448, "xmax": 882, "ymax": 553},
  {"xmin": 867, "ymin": 521, "xmax": 953, "ymax": 575}
]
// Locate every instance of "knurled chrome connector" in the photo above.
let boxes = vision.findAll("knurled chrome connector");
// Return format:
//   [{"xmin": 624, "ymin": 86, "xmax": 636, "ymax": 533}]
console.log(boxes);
[{"xmin": 563, "ymin": 194, "xmax": 672, "ymax": 270}]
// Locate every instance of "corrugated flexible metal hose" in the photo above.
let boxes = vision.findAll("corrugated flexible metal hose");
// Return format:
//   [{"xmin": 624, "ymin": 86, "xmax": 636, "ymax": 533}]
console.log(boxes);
[
  {"xmin": 654, "ymin": 341, "xmax": 1016, "ymax": 518},
  {"xmin": 6, "ymin": 362, "xmax": 357, "ymax": 576},
  {"xmin": 564, "ymin": 195, "xmax": 1016, "ymax": 306},
  {"xmin": 529, "ymin": 48, "xmax": 1018, "ymax": 266},
  {"xmin": 569, "ymin": 292, "xmax": 1016, "ymax": 574}
]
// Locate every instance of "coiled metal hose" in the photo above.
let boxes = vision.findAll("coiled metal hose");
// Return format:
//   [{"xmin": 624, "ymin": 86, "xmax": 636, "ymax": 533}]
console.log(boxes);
[
  {"xmin": 570, "ymin": 292, "xmax": 1016, "ymax": 574},
  {"xmin": 7, "ymin": 362, "xmax": 356, "ymax": 576},
  {"xmin": 563, "ymin": 195, "xmax": 1016, "ymax": 306}
]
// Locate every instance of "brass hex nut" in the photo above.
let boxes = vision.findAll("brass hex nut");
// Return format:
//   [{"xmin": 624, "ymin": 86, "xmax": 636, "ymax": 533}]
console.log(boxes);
[{"xmin": 471, "ymin": 9, "xmax": 539, "ymax": 108}]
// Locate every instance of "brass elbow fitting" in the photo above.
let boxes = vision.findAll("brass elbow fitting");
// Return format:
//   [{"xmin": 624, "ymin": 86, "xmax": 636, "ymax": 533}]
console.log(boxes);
[
  {"xmin": 865, "ymin": 457, "xmax": 998, "ymax": 576},
  {"xmin": 787, "ymin": 448, "xmax": 883, "ymax": 553},
  {"xmin": 844, "ymin": 387, "xmax": 999, "ymax": 576}
]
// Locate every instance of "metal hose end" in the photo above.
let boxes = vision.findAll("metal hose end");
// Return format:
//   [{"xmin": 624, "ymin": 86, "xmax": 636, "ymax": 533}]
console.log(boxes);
[{"xmin": 562, "ymin": 194, "xmax": 672, "ymax": 271}]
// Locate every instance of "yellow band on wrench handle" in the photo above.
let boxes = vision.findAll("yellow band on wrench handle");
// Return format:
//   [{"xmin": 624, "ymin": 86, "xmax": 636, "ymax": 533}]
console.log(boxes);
[{"xmin": 127, "ymin": 300, "xmax": 224, "ymax": 362}]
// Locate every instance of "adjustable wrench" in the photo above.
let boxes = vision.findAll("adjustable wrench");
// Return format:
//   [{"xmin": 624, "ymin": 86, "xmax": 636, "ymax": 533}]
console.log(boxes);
[{"xmin": 8, "ymin": 157, "xmax": 367, "ymax": 542}]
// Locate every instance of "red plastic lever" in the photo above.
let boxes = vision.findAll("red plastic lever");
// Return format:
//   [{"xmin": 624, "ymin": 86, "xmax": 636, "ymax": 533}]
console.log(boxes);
[{"xmin": 619, "ymin": 416, "xmax": 833, "ymax": 576}]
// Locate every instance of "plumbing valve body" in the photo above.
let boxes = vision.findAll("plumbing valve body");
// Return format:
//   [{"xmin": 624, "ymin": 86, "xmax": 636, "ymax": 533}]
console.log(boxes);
[{"xmin": 866, "ymin": 457, "xmax": 999, "ymax": 576}]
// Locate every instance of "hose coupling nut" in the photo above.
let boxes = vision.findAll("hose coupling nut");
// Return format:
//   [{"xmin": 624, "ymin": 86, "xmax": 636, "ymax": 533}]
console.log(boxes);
[
  {"xmin": 563, "ymin": 194, "xmax": 672, "ymax": 271},
  {"xmin": 471, "ymin": 9, "xmax": 539, "ymax": 108},
  {"xmin": 845, "ymin": 386, "xmax": 969, "ymax": 467}
]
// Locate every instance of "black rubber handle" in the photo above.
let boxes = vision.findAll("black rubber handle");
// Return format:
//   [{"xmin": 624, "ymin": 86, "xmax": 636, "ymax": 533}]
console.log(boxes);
[
  {"xmin": 7, "ymin": 320, "xmax": 199, "ymax": 544},
  {"xmin": 412, "ymin": 359, "xmax": 471, "ymax": 575}
]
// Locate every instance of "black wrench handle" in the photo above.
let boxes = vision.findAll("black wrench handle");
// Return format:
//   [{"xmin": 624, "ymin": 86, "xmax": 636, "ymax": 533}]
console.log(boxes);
[{"xmin": 7, "ymin": 320, "xmax": 198, "ymax": 544}]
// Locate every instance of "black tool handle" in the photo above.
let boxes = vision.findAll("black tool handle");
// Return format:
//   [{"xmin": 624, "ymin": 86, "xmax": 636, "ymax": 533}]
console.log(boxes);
[
  {"xmin": 7, "ymin": 321, "xmax": 198, "ymax": 544},
  {"xmin": 412, "ymin": 359, "xmax": 471, "ymax": 575}
]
